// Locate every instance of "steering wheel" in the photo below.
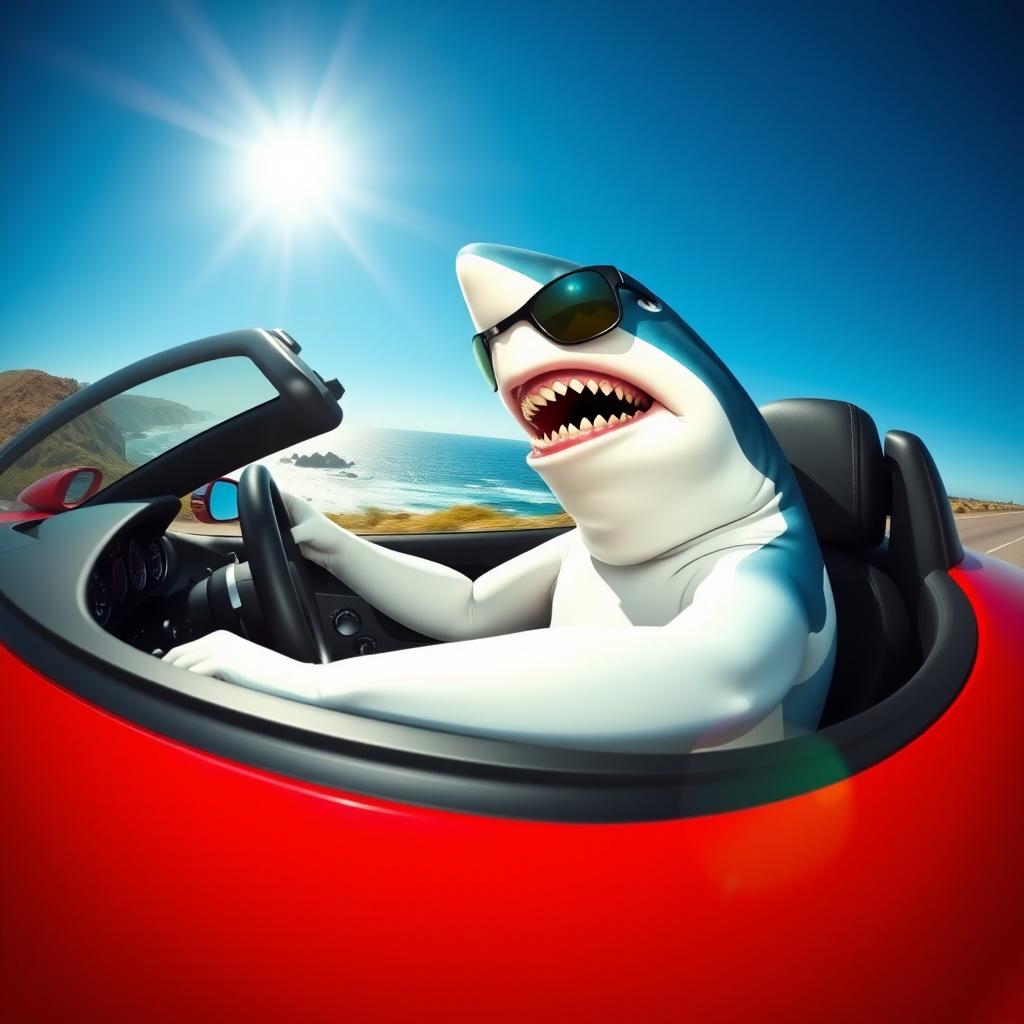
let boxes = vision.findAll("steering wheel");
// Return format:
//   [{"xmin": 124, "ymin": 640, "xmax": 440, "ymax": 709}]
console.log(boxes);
[{"xmin": 237, "ymin": 463, "xmax": 330, "ymax": 664}]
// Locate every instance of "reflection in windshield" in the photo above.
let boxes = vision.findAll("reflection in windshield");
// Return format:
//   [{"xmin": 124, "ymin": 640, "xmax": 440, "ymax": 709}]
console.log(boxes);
[{"xmin": 0, "ymin": 358, "xmax": 276, "ymax": 510}]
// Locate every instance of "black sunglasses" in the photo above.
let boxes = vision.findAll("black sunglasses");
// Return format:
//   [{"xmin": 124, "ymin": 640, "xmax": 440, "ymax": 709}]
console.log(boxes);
[{"xmin": 470, "ymin": 265, "xmax": 661, "ymax": 391}]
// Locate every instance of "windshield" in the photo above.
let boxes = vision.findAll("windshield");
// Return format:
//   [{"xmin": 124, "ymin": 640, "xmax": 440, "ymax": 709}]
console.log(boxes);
[{"xmin": 0, "ymin": 358, "xmax": 277, "ymax": 511}]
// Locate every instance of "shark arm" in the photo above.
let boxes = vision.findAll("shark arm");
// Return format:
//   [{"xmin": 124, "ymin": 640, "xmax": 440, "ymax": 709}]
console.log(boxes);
[
  {"xmin": 320, "ymin": 558, "xmax": 809, "ymax": 752},
  {"xmin": 166, "ymin": 553, "xmax": 809, "ymax": 753},
  {"xmin": 285, "ymin": 492, "xmax": 573, "ymax": 641}
]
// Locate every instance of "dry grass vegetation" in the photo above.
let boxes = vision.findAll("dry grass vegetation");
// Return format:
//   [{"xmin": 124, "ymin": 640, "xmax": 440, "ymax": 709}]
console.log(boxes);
[
  {"xmin": 175, "ymin": 499, "xmax": 574, "ymax": 534},
  {"xmin": 324, "ymin": 504, "xmax": 575, "ymax": 534},
  {"xmin": 949, "ymin": 496, "xmax": 1024, "ymax": 513},
  {"xmin": 177, "ymin": 491, "xmax": 1024, "ymax": 536},
  {"xmin": 0, "ymin": 369, "xmax": 79, "ymax": 442}
]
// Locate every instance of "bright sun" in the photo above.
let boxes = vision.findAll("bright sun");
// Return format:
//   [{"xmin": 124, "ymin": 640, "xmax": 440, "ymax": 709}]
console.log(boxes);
[
  {"xmin": 60, "ymin": 2, "xmax": 434, "ymax": 300},
  {"xmin": 243, "ymin": 125, "xmax": 344, "ymax": 224}
]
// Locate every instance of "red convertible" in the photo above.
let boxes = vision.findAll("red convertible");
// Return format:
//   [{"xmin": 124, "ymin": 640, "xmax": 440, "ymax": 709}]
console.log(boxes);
[{"xmin": 1, "ymin": 329, "xmax": 1022, "ymax": 1022}]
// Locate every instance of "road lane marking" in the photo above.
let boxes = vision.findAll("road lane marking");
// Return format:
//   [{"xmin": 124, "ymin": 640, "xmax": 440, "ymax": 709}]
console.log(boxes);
[{"xmin": 987, "ymin": 534, "xmax": 1024, "ymax": 554}]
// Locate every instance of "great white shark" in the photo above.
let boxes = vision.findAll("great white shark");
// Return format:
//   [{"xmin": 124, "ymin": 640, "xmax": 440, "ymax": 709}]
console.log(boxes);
[{"xmin": 165, "ymin": 243, "xmax": 836, "ymax": 753}]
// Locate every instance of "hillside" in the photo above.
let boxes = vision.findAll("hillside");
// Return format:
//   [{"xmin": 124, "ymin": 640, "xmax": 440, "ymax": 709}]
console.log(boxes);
[
  {"xmin": 0, "ymin": 369, "xmax": 131, "ymax": 500},
  {"xmin": 105, "ymin": 393, "xmax": 212, "ymax": 432}
]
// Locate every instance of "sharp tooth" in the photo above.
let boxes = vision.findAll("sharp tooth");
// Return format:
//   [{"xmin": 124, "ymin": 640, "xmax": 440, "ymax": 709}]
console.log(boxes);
[
  {"xmin": 568, "ymin": 378, "xmax": 584, "ymax": 393},
  {"xmin": 608, "ymin": 414, "xmax": 619, "ymax": 425},
  {"xmin": 615, "ymin": 385, "xmax": 624, "ymax": 400},
  {"xmin": 593, "ymin": 414, "xmax": 608, "ymax": 428},
  {"xmin": 567, "ymin": 423, "xmax": 580, "ymax": 436},
  {"xmin": 579, "ymin": 417, "xmax": 593, "ymax": 431},
  {"xmin": 621, "ymin": 412, "xmax": 632, "ymax": 422},
  {"xmin": 539, "ymin": 386, "xmax": 557, "ymax": 402},
  {"xmin": 625, "ymin": 390, "xmax": 634, "ymax": 404},
  {"xmin": 558, "ymin": 424, "xmax": 569, "ymax": 437},
  {"xmin": 599, "ymin": 381, "xmax": 612, "ymax": 395},
  {"xmin": 552, "ymin": 380, "xmax": 568, "ymax": 395},
  {"xmin": 531, "ymin": 393, "xmax": 547, "ymax": 407},
  {"xmin": 586, "ymin": 379, "xmax": 599, "ymax": 394}
]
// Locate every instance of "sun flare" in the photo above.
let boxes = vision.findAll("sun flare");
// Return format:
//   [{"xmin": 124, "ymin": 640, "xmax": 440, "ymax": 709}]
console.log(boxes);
[{"xmin": 242, "ymin": 125, "xmax": 344, "ymax": 224}]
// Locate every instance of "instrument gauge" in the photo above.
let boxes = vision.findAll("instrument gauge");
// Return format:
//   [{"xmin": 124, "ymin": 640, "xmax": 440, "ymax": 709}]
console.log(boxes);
[
  {"xmin": 127, "ymin": 540, "xmax": 147, "ymax": 591},
  {"xmin": 111, "ymin": 558, "xmax": 128, "ymax": 602},
  {"xmin": 87, "ymin": 571, "xmax": 111, "ymax": 625},
  {"xmin": 146, "ymin": 538, "xmax": 168, "ymax": 583}
]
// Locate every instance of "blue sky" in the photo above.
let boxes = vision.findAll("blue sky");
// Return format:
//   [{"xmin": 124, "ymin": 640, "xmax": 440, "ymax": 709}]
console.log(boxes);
[{"xmin": 1, "ymin": 0, "xmax": 1021, "ymax": 499}]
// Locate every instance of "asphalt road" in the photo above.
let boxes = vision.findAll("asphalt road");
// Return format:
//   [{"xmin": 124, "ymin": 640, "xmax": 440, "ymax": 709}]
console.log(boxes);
[{"xmin": 955, "ymin": 510, "xmax": 1024, "ymax": 569}]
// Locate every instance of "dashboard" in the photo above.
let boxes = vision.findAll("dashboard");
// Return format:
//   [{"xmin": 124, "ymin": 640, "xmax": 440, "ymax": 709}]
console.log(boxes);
[{"xmin": 78, "ymin": 502, "xmax": 433, "ymax": 662}]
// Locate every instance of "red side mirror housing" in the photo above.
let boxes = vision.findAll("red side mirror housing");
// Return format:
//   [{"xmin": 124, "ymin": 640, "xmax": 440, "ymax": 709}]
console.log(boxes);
[{"xmin": 17, "ymin": 467, "xmax": 103, "ymax": 513}]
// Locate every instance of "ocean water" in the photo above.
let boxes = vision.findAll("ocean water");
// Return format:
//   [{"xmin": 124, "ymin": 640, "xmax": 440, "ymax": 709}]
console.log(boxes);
[{"xmin": 128, "ymin": 423, "xmax": 563, "ymax": 517}]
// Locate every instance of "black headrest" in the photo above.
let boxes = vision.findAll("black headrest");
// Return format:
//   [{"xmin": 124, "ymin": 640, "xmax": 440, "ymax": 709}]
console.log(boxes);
[{"xmin": 760, "ymin": 398, "xmax": 887, "ymax": 548}]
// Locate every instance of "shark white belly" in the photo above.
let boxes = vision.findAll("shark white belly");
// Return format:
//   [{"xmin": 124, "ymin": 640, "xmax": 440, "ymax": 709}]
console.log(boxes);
[{"xmin": 550, "ymin": 499, "xmax": 836, "ymax": 747}]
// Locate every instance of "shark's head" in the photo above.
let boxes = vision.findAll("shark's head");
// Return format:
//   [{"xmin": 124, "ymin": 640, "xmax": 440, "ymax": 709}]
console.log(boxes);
[{"xmin": 456, "ymin": 242, "xmax": 800, "ymax": 565}]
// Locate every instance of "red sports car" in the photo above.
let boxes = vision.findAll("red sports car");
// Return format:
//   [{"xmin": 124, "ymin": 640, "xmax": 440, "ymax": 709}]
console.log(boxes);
[{"xmin": 1, "ymin": 328, "xmax": 1022, "ymax": 1022}]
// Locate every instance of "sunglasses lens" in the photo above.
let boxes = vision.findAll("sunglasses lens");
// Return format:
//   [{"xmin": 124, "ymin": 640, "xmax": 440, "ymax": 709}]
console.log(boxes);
[
  {"xmin": 471, "ymin": 334, "xmax": 498, "ymax": 390},
  {"xmin": 533, "ymin": 270, "xmax": 619, "ymax": 343}
]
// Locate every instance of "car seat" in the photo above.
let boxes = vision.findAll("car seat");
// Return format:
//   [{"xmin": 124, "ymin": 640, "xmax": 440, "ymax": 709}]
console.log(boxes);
[{"xmin": 761, "ymin": 399, "xmax": 915, "ymax": 726}]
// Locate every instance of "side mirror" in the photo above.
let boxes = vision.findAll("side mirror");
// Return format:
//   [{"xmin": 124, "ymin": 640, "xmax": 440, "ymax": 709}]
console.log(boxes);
[
  {"xmin": 18, "ymin": 467, "xmax": 103, "ymax": 512},
  {"xmin": 190, "ymin": 478, "xmax": 239, "ymax": 523}
]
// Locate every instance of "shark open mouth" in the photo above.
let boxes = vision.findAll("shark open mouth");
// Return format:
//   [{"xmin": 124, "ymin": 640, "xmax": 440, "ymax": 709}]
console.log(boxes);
[{"xmin": 514, "ymin": 371, "xmax": 656, "ymax": 456}]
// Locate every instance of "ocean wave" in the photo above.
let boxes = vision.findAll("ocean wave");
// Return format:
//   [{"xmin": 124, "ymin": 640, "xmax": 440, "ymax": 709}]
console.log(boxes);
[
  {"xmin": 456, "ymin": 481, "xmax": 554, "ymax": 504},
  {"xmin": 484, "ymin": 485, "xmax": 557, "ymax": 504}
]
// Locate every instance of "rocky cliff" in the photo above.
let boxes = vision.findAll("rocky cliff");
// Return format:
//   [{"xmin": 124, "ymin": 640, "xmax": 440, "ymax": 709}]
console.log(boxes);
[
  {"xmin": 0, "ymin": 369, "xmax": 207, "ymax": 502},
  {"xmin": 280, "ymin": 451, "xmax": 355, "ymax": 469}
]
